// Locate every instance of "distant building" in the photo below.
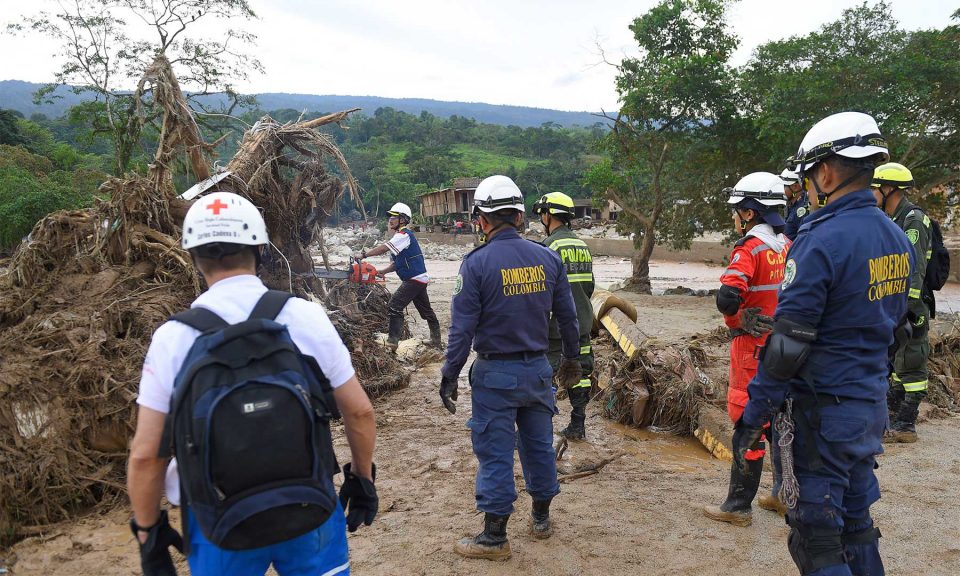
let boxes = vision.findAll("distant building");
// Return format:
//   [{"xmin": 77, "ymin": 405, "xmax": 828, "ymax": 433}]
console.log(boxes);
[
  {"xmin": 419, "ymin": 177, "xmax": 480, "ymax": 223},
  {"xmin": 572, "ymin": 198, "xmax": 621, "ymax": 221}
]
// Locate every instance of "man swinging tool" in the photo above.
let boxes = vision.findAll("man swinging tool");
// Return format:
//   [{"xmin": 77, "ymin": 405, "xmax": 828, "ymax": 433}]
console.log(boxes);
[{"xmin": 355, "ymin": 203, "xmax": 441, "ymax": 349}]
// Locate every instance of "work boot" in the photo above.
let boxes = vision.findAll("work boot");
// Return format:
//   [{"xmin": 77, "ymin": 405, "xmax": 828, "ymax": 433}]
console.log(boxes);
[
  {"xmin": 530, "ymin": 499, "xmax": 553, "ymax": 539},
  {"xmin": 560, "ymin": 387, "xmax": 589, "ymax": 441},
  {"xmin": 454, "ymin": 513, "xmax": 511, "ymax": 560},
  {"xmin": 884, "ymin": 392, "xmax": 921, "ymax": 443},
  {"xmin": 428, "ymin": 322, "xmax": 443, "ymax": 349},
  {"xmin": 386, "ymin": 314, "xmax": 403, "ymax": 351},
  {"xmin": 758, "ymin": 493, "xmax": 788, "ymax": 517},
  {"xmin": 702, "ymin": 456, "xmax": 763, "ymax": 527}
]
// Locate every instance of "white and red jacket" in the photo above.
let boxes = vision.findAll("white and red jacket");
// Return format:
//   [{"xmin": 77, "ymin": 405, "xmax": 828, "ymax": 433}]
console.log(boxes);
[{"xmin": 720, "ymin": 224, "xmax": 790, "ymax": 422}]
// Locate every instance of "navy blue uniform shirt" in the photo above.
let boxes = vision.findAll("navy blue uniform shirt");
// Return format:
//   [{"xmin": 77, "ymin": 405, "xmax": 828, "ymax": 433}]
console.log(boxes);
[
  {"xmin": 784, "ymin": 191, "xmax": 810, "ymax": 241},
  {"xmin": 743, "ymin": 188, "xmax": 913, "ymax": 427},
  {"xmin": 442, "ymin": 227, "xmax": 580, "ymax": 380}
]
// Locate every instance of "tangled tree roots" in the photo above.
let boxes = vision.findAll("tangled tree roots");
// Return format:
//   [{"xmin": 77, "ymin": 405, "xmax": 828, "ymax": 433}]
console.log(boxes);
[
  {"xmin": 927, "ymin": 328, "xmax": 960, "ymax": 411},
  {"xmin": 322, "ymin": 280, "xmax": 411, "ymax": 398},
  {"xmin": 0, "ymin": 178, "xmax": 198, "ymax": 541},
  {"xmin": 596, "ymin": 335, "xmax": 717, "ymax": 435}
]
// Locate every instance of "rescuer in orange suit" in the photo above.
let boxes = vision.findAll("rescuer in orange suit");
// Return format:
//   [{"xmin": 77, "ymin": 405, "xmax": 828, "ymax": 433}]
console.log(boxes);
[{"xmin": 703, "ymin": 172, "xmax": 790, "ymax": 526}]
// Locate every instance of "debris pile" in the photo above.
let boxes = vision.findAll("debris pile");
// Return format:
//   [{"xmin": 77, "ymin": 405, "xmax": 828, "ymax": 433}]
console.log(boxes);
[
  {"xmin": 0, "ymin": 56, "xmax": 401, "ymax": 540},
  {"xmin": 418, "ymin": 240, "xmax": 474, "ymax": 261},
  {"xmin": 596, "ymin": 335, "xmax": 717, "ymax": 435},
  {"xmin": 927, "ymin": 327, "xmax": 960, "ymax": 411}
]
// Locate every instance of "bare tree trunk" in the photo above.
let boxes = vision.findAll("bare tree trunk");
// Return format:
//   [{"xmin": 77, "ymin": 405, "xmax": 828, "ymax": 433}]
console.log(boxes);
[{"xmin": 628, "ymin": 222, "xmax": 656, "ymax": 294}]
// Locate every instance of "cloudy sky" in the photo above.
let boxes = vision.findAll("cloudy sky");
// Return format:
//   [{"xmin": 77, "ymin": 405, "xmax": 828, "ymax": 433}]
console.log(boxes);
[{"xmin": 0, "ymin": 0, "xmax": 955, "ymax": 112}]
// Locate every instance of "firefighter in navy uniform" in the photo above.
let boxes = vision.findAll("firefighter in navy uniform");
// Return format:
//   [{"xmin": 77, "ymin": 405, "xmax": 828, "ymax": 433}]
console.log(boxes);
[
  {"xmin": 782, "ymin": 164, "xmax": 809, "ymax": 242},
  {"xmin": 533, "ymin": 192, "xmax": 595, "ymax": 440},
  {"xmin": 739, "ymin": 112, "xmax": 912, "ymax": 576},
  {"xmin": 703, "ymin": 172, "xmax": 789, "ymax": 526},
  {"xmin": 439, "ymin": 175, "xmax": 581, "ymax": 561},
  {"xmin": 872, "ymin": 163, "xmax": 931, "ymax": 443}
]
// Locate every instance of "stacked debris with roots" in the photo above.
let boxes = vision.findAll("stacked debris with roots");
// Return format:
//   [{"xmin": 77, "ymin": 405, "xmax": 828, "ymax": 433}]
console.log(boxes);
[
  {"xmin": 596, "ymin": 334, "xmax": 719, "ymax": 435},
  {"xmin": 322, "ymin": 280, "xmax": 411, "ymax": 398},
  {"xmin": 927, "ymin": 326, "xmax": 960, "ymax": 411},
  {"xmin": 0, "ymin": 55, "xmax": 402, "ymax": 541}
]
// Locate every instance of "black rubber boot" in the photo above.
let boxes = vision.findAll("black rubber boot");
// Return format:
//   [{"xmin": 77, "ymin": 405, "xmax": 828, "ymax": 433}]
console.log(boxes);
[
  {"xmin": 887, "ymin": 384, "xmax": 904, "ymax": 422},
  {"xmin": 702, "ymin": 454, "xmax": 763, "ymax": 527},
  {"xmin": 386, "ymin": 314, "xmax": 403, "ymax": 350},
  {"xmin": 454, "ymin": 513, "xmax": 511, "ymax": 560},
  {"xmin": 885, "ymin": 391, "xmax": 922, "ymax": 443},
  {"xmin": 530, "ymin": 499, "xmax": 553, "ymax": 539},
  {"xmin": 428, "ymin": 321, "xmax": 443, "ymax": 349},
  {"xmin": 560, "ymin": 387, "xmax": 589, "ymax": 441}
]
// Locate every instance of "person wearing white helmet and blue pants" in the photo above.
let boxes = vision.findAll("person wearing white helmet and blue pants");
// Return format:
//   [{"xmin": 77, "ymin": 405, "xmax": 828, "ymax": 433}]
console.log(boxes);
[{"xmin": 737, "ymin": 112, "xmax": 912, "ymax": 575}]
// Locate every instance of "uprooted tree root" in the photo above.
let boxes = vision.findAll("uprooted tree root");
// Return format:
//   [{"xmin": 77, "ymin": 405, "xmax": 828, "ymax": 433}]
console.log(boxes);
[
  {"xmin": 596, "ymin": 335, "xmax": 717, "ymax": 436},
  {"xmin": 0, "ymin": 56, "xmax": 398, "ymax": 542},
  {"xmin": 927, "ymin": 327, "xmax": 960, "ymax": 412}
]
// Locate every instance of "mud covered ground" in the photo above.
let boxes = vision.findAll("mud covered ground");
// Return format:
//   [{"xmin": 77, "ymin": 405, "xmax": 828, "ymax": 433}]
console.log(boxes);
[{"xmin": 5, "ymin": 256, "xmax": 960, "ymax": 575}]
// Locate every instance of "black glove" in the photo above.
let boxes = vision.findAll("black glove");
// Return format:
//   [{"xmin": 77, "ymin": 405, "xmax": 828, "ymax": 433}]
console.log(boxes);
[
  {"xmin": 740, "ymin": 307, "xmax": 774, "ymax": 338},
  {"xmin": 731, "ymin": 419, "xmax": 765, "ymax": 476},
  {"xmin": 131, "ymin": 510, "xmax": 182, "ymax": 576},
  {"xmin": 556, "ymin": 356, "xmax": 582, "ymax": 389},
  {"xmin": 440, "ymin": 374, "xmax": 458, "ymax": 414},
  {"xmin": 339, "ymin": 462, "xmax": 378, "ymax": 532},
  {"xmin": 909, "ymin": 311, "xmax": 929, "ymax": 339}
]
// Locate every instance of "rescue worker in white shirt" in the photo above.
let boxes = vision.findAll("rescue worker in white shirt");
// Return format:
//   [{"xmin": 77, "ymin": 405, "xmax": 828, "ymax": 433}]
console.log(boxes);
[
  {"xmin": 127, "ymin": 191, "xmax": 376, "ymax": 576},
  {"xmin": 356, "ymin": 202, "xmax": 441, "ymax": 349}
]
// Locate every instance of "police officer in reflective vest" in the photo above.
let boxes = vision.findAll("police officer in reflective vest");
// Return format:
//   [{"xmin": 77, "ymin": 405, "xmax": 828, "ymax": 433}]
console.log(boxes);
[
  {"xmin": 438, "ymin": 175, "xmax": 581, "ymax": 561},
  {"xmin": 872, "ymin": 162, "xmax": 931, "ymax": 444},
  {"xmin": 703, "ymin": 172, "xmax": 789, "ymax": 526},
  {"xmin": 533, "ymin": 192, "xmax": 595, "ymax": 440},
  {"xmin": 738, "ymin": 112, "xmax": 912, "ymax": 576},
  {"xmin": 356, "ymin": 202, "xmax": 441, "ymax": 349},
  {"xmin": 782, "ymin": 163, "xmax": 810, "ymax": 242}
]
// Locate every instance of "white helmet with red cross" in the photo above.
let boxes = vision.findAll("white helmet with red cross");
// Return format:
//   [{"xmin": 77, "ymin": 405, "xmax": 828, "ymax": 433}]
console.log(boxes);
[{"xmin": 181, "ymin": 191, "xmax": 268, "ymax": 250}]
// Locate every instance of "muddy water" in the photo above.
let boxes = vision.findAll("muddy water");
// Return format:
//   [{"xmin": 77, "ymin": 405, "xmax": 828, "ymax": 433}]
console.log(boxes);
[{"xmin": 606, "ymin": 422, "xmax": 714, "ymax": 473}]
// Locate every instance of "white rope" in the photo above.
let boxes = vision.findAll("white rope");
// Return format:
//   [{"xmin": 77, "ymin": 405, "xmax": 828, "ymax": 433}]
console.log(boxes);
[{"xmin": 776, "ymin": 398, "xmax": 800, "ymax": 510}]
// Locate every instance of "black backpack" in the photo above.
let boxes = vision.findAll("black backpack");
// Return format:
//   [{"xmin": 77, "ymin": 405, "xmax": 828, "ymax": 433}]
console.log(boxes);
[
  {"xmin": 160, "ymin": 290, "xmax": 341, "ymax": 550},
  {"xmin": 925, "ymin": 217, "xmax": 951, "ymax": 293}
]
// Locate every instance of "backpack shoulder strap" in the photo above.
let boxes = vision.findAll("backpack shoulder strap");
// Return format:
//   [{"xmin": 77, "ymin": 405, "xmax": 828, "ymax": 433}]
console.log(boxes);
[
  {"xmin": 169, "ymin": 307, "xmax": 229, "ymax": 332},
  {"xmin": 250, "ymin": 290, "xmax": 294, "ymax": 321}
]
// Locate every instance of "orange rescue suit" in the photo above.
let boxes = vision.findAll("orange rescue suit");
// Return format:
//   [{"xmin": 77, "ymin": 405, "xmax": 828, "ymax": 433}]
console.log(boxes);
[{"xmin": 720, "ymin": 235, "xmax": 790, "ymax": 422}]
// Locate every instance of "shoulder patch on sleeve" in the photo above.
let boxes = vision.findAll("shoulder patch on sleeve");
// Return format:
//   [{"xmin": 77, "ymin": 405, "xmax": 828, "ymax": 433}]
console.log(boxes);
[
  {"xmin": 906, "ymin": 228, "xmax": 919, "ymax": 245},
  {"xmin": 797, "ymin": 206, "xmax": 808, "ymax": 218},
  {"xmin": 782, "ymin": 258, "xmax": 797, "ymax": 289},
  {"xmin": 453, "ymin": 274, "xmax": 463, "ymax": 295},
  {"xmin": 731, "ymin": 253, "xmax": 741, "ymax": 264}
]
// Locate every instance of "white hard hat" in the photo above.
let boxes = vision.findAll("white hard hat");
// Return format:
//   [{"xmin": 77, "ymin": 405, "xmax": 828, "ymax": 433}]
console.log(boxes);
[
  {"xmin": 473, "ymin": 175, "xmax": 525, "ymax": 214},
  {"xmin": 726, "ymin": 172, "xmax": 787, "ymax": 207},
  {"xmin": 793, "ymin": 112, "xmax": 889, "ymax": 174},
  {"xmin": 387, "ymin": 202, "xmax": 412, "ymax": 219},
  {"xmin": 780, "ymin": 167, "xmax": 799, "ymax": 183},
  {"xmin": 182, "ymin": 191, "xmax": 268, "ymax": 250}
]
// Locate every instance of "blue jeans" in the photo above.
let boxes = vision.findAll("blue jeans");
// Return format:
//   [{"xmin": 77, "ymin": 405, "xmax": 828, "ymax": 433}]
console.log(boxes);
[
  {"xmin": 187, "ymin": 502, "xmax": 350, "ymax": 576},
  {"xmin": 467, "ymin": 356, "xmax": 560, "ymax": 515}
]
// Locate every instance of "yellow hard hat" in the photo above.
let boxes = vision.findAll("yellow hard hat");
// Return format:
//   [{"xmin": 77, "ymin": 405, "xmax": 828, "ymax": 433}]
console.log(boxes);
[
  {"xmin": 533, "ymin": 192, "xmax": 575, "ymax": 217},
  {"xmin": 873, "ymin": 162, "xmax": 915, "ymax": 190}
]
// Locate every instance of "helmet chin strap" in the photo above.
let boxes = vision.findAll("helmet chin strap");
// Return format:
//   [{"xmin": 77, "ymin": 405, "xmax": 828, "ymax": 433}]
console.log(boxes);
[
  {"xmin": 810, "ymin": 165, "xmax": 869, "ymax": 207},
  {"xmin": 879, "ymin": 186, "xmax": 894, "ymax": 213}
]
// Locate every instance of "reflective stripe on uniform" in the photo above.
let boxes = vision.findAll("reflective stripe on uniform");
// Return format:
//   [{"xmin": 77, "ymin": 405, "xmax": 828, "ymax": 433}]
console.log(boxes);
[
  {"xmin": 568, "ymin": 273, "xmax": 593, "ymax": 283},
  {"xmin": 750, "ymin": 244, "xmax": 769, "ymax": 255},
  {"xmin": 722, "ymin": 270, "xmax": 748, "ymax": 281},
  {"xmin": 572, "ymin": 378, "xmax": 592, "ymax": 389},
  {"xmin": 903, "ymin": 379, "xmax": 928, "ymax": 393},
  {"xmin": 909, "ymin": 288, "xmax": 922, "ymax": 299},
  {"xmin": 580, "ymin": 345, "xmax": 592, "ymax": 355},
  {"xmin": 891, "ymin": 373, "xmax": 901, "ymax": 383},
  {"xmin": 747, "ymin": 283, "xmax": 782, "ymax": 292},
  {"xmin": 549, "ymin": 238, "xmax": 588, "ymax": 250}
]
